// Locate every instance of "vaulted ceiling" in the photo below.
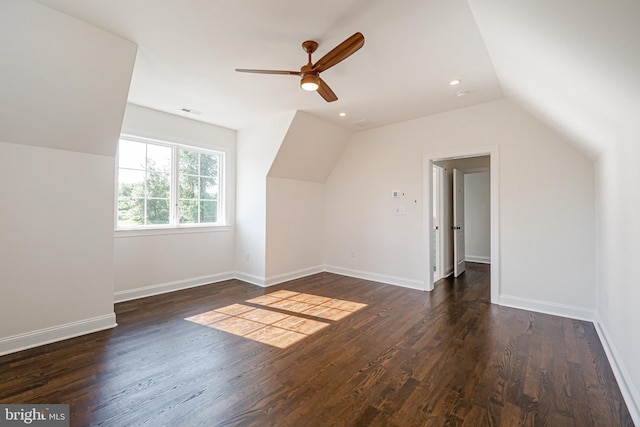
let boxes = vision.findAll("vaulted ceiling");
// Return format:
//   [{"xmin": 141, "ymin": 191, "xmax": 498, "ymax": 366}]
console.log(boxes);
[
  {"xmin": 468, "ymin": 0, "xmax": 640, "ymax": 158},
  {"xmin": 34, "ymin": 0, "xmax": 639, "ymax": 157}
]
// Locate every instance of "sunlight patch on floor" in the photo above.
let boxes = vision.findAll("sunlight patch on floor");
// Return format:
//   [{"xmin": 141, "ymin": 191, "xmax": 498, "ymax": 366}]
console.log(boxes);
[{"xmin": 185, "ymin": 291, "xmax": 367, "ymax": 348}]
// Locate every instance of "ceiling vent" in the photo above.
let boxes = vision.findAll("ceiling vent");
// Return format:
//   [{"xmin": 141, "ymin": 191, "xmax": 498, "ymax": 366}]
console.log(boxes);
[
  {"xmin": 352, "ymin": 119, "xmax": 372, "ymax": 128},
  {"xmin": 181, "ymin": 108, "xmax": 202, "ymax": 115}
]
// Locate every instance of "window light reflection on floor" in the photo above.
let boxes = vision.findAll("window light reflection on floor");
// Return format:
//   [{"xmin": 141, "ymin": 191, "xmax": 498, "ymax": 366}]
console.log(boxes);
[{"xmin": 185, "ymin": 291, "xmax": 367, "ymax": 348}]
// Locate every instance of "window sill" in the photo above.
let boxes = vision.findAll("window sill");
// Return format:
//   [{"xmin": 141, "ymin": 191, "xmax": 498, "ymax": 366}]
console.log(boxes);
[{"xmin": 115, "ymin": 225, "xmax": 231, "ymax": 238}]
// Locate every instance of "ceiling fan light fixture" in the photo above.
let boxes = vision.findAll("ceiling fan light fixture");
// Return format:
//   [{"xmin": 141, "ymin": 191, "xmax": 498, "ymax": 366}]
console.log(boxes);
[
  {"xmin": 300, "ymin": 74, "xmax": 319, "ymax": 91},
  {"xmin": 235, "ymin": 32, "xmax": 364, "ymax": 102}
]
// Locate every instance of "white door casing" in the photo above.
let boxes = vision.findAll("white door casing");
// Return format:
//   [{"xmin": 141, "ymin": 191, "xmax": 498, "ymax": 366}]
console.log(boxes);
[{"xmin": 423, "ymin": 147, "xmax": 498, "ymax": 303}]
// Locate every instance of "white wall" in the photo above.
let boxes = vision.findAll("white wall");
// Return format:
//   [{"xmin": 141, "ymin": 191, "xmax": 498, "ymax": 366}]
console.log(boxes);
[
  {"xmin": 235, "ymin": 112, "xmax": 297, "ymax": 284},
  {"xmin": 0, "ymin": 143, "xmax": 116, "ymax": 343},
  {"xmin": 266, "ymin": 178, "xmax": 325, "ymax": 282},
  {"xmin": 0, "ymin": 0, "xmax": 136, "ymax": 355},
  {"xmin": 595, "ymin": 141, "xmax": 640, "ymax": 420},
  {"xmin": 325, "ymin": 99, "xmax": 595, "ymax": 315},
  {"xmin": 114, "ymin": 104, "xmax": 237, "ymax": 300},
  {"xmin": 464, "ymin": 171, "xmax": 490, "ymax": 263}
]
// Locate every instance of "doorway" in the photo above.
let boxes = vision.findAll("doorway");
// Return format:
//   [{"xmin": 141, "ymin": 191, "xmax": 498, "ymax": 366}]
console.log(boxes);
[{"xmin": 423, "ymin": 147, "xmax": 499, "ymax": 304}]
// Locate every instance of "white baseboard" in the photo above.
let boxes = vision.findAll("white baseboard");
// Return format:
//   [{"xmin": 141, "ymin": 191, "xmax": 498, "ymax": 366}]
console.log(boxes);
[
  {"xmin": 264, "ymin": 266, "xmax": 324, "ymax": 287},
  {"xmin": 465, "ymin": 255, "xmax": 491, "ymax": 264},
  {"xmin": 499, "ymin": 294, "xmax": 594, "ymax": 321},
  {"xmin": 114, "ymin": 272, "xmax": 235, "ymax": 303},
  {"xmin": 0, "ymin": 313, "xmax": 116, "ymax": 357},
  {"xmin": 324, "ymin": 265, "xmax": 425, "ymax": 291},
  {"xmin": 594, "ymin": 314, "xmax": 640, "ymax": 426},
  {"xmin": 234, "ymin": 271, "xmax": 266, "ymax": 287}
]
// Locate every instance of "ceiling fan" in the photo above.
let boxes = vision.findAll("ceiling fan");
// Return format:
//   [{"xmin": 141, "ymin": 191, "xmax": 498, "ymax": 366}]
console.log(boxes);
[{"xmin": 235, "ymin": 32, "xmax": 365, "ymax": 102}]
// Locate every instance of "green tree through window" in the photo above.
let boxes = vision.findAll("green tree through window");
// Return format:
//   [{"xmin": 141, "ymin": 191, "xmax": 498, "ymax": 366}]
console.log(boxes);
[
  {"xmin": 178, "ymin": 149, "xmax": 219, "ymax": 224},
  {"xmin": 116, "ymin": 137, "xmax": 223, "ymax": 229}
]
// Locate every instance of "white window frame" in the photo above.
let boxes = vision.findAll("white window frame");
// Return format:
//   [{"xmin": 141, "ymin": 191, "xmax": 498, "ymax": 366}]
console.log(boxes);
[{"xmin": 115, "ymin": 135, "xmax": 227, "ymax": 234}]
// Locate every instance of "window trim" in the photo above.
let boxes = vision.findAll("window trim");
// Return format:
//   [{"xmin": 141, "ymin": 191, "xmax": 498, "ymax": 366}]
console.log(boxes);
[{"xmin": 115, "ymin": 134, "xmax": 227, "ymax": 232}]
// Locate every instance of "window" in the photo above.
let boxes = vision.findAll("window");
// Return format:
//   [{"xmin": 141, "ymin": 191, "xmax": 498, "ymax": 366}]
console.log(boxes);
[{"xmin": 116, "ymin": 136, "xmax": 224, "ymax": 229}]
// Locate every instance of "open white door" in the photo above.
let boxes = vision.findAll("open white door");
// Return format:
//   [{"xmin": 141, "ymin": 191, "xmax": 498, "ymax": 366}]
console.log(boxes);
[
  {"xmin": 453, "ymin": 169, "xmax": 466, "ymax": 277},
  {"xmin": 432, "ymin": 165, "xmax": 443, "ymax": 281}
]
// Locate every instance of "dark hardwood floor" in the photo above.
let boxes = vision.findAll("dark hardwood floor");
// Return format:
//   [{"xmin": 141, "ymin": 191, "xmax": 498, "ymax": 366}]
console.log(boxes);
[{"xmin": 0, "ymin": 263, "xmax": 633, "ymax": 426}]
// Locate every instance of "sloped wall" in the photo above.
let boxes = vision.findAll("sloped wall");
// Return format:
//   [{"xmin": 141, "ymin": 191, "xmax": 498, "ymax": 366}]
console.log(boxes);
[
  {"xmin": 268, "ymin": 111, "xmax": 352, "ymax": 183},
  {"xmin": 235, "ymin": 111, "xmax": 297, "ymax": 284},
  {"xmin": 265, "ymin": 112, "xmax": 352, "ymax": 282},
  {"xmin": 236, "ymin": 111, "xmax": 351, "ymax": 285},
  {"xmin": 0, "ymin": 0, "xmax": 136, "ymax": 354},
  {"xmin": 468, "ymin": 1, "xmax": 640, "ymax": 418},
  {"xmin": 467, "ymin": 0, "xmax": 640, "ymax": 159},
  {"xmin": 0, "ymin": 0, "xmax": 135, "ymax": 156}
]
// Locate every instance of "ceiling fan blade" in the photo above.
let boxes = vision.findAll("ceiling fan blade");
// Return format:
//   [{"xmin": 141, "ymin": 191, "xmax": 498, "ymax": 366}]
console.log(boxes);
[
  {"xmin": 312, "ymin": 32, "xmax": 364, "ymax": 73},
  {"xmin": 317, "ymin": 77, "xmax": 338, "ymax": 102},
  {"xmin": 235, "ymin": 68, "xmax": 301, "ymax": 75}
]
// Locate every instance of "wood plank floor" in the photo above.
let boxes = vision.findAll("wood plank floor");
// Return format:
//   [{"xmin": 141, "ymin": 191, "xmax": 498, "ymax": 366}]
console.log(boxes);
[{"xmin": 0, "ymin": 263, "xmax": 633, "ymax": 426}]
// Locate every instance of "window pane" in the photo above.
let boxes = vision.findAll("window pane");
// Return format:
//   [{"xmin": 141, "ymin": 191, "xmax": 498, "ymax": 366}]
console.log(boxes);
[
  {"xmin": 200, "ymin": 201, "xmax": 217, "ymax": 223},
  {"xmin": 147, "ymin": 172, "xmax": 170, "ymax": 198},
  {"xmin": 118, "ymin": 169, "xmax": 145, "ymax": 198},
  {"xmin": 200, "ymin": 177, "xmax": 217, "ymax": 200},
  {"xmin": 117, "ymin": 138, "xmax": 223, "ymax": 229},
  {"xmin": 147, "ymin": 144, "xmax": 171, "ymax": 175},
  {"xmin": 179, "ymin": 149, "xmax": 199, "ymax": 175},
  {"xmin": 118, "ymin": 198, "xmax": 144, "ymax": 226},
  {"xmin": 118, "ymin": 139, "xmax": 146, "ymax": 170},
  {"xmin": 179, "ymin": 200, "xmax": 198, "ymax": 224},
  {"xmin": 200, "ymin": 153, "xmax": 218, "ymax": 177},
  {"xmin": 179, "ymin": 174, "xmax": 199, "ymax": 200},
  {"xmin": 146, "ymin": 199, "xmax": 170, "ymax": 224}
]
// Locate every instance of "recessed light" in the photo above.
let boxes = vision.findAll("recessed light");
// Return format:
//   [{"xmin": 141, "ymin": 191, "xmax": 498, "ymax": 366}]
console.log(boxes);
[
  {"xmin": 449, "ymin": 79, "xmax": 461, "ymax": 86},
  {"xmin": 456, "ymin": 90, "xmax": 469, "ymax": 98},
  {"xmin": 339, "ymin": 112, "xmax": 347, "ymax": 117}
]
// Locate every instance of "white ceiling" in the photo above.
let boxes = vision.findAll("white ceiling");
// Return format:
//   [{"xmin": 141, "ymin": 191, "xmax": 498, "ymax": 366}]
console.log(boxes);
[{"xmin": 33, "ymin": 0, "xmax": 503, "ymax": 132}]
